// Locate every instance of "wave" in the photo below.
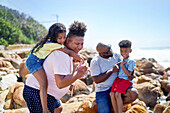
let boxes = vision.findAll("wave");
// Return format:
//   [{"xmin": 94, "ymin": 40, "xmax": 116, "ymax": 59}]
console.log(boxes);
[{"xmin": 131, "ymin": 48, "xmax": 170, "ymax": 68}]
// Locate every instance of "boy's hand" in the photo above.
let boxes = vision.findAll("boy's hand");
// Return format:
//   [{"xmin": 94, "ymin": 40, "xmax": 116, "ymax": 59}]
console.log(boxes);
[
  {"xmin": 120, "ymin": 61, "xmax": 127, "ymax": 67},
  {"xmin": 128, "ymin": 75, "xmax": 135, "ymax": 80}
]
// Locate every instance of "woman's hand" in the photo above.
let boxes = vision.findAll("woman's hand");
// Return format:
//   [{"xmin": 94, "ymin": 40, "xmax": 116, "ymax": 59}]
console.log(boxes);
[{"xmin": 76, "ymin": 62, "xmax": 88, "ymax": 78}]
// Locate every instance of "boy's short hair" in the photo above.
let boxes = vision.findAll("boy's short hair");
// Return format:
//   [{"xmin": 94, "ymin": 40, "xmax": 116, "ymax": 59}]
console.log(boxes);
[{"xmin": 119, "ymin": 40, "xmax": 132, "ymax": 48}]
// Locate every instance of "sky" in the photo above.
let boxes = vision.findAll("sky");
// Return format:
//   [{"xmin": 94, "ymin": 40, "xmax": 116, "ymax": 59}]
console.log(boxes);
[{"xmin": 0, "ymin": 0, "xmax": 170, "ymax": 51}]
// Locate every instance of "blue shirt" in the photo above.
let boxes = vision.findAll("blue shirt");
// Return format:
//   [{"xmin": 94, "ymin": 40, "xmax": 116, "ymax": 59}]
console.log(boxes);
[{"xmin": 118, "ymin": 57, "xmax": 135, "ymax": 82}]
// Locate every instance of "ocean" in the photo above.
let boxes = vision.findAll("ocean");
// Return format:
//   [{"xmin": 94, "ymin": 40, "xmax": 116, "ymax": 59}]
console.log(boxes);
[{"xmin": 130, "ymin": 47, "xmax": 170, "ymax": 69}]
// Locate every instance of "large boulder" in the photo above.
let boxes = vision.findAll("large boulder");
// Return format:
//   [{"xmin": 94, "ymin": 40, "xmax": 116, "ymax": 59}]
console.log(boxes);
[
  {"xmin": 3, "ymin": 107, "xmax": 29, "ymax": 113},
  {"xmin": 76, "ymin": 92, "xmax": 98, "ymax": 113},
  {"xmin": 62, "ymin": 94, "xmax": 88, "ymax": 113},
  {"xmin": 0, "ymin": 74, "xmax": 17, "ymax": 91},
  {"xmin": 153, "ymin": 104, "xmax": 166, "ymax": 113},
  {"xmin": 61, "ymin": 79, "xmax": 90, "ymax": 103},
  {"xmin": 133, "ymin": 82, "xmax": 162, "ymax": 108},
  {"xmin": 125, "ymin": 105, "xmax": 146, "ymax": 113},
  {"xmin": 0, "ymin": 90, "xmax": 9, "ymax": 104},
  {"xmin": 4, "ymin": 82, "xmax": 26, "ymax": 109},
  {"xmin": 160, "ymin": 80, "xmax": 170, "ymax": 96},
  {"xmin": 0, "ymin": 52, "xmax": 7, "ymax": 58},
  {"xmin": 72, "ymin": 79, "xmax": 90, "ymax": 96},
  {"xmin": 13, "ymin": 86, "xmax": 26, "ymax": 108}
]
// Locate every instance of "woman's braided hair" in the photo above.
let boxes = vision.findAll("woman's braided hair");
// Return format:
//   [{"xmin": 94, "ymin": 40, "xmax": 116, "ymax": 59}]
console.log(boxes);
[{"xmin": 32, "ymin": 23, "xmax": 66, "ymax": 53}]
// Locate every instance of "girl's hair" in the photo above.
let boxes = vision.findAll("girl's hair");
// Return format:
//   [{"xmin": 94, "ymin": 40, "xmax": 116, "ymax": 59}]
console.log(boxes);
[
  {"xmin": 67, "ymin": 21, "xmax": 87, "ymax": 39},
  {"xmin": 32, "ymin": 23, "xmax": 66, "ymax": 53}
]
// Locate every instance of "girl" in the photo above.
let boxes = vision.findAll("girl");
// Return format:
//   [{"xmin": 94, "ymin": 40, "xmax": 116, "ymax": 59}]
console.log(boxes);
[{"xmin": 26, "ymin": 23, "xmax": 83, "ymax": 113}]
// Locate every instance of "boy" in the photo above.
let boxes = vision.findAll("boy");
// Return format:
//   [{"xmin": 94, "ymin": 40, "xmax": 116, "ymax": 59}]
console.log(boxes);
[{"xmin": 110, "ymin": 40, "xmax": 136, "ymax": 113}]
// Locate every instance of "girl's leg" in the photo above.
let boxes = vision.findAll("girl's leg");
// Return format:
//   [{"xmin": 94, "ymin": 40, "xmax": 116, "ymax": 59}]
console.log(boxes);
[
  {"xmin": 54, "ymin": 106, "xmax": 63, "ymax": 113},
  {"xmin": 110, "ymin": 92, "xmax": 118, "ymax": 113},
  {"xmin": 33, "ymin": 68, "xmax": 49, "ymax": 112},
  {"xmin": 115, "ymin": 92, "xmax": 123, "ymax": 113}
]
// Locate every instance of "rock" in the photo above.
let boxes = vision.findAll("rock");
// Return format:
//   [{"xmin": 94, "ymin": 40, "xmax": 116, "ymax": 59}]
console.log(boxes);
[
  {"xmin": 0, "ymin": 60, "xmax": 14, "ymax": 69},
  {"xmin": 0, "ymin": 68, "xmax": 11, "ymax": 74},
  {"xmin": 60, "ymin": 90, "xmax": 71, "ymax": 103},
  {"xmin": 146, "ymin": 73, "xmax": 162, "ymax": 80},
  {"xmin": 165, "ymin": 67, "xmax": 170, "ymax": 72},
  {"xmin": 76, "ymin": 92, "xmax": 98, "ymax": 113},
  {"xmin": 136, "ymin": 75, "xmax": 153, "ymax": 84},
  {"xmin": 0, "ymin": 90, "xmax": 9, "ymax": 104},
  {"xmin": 0, "ymin": 52, "xmax": 7, "ymax": 58},
  {"xmin": 18, "ymin": 60, "xmax": 30, "ymax": 82},
  {"xmin": 62, "ymin": 94, "xmax": 88, "ymax": 113},
  {"xmin": 72, "ymin": 79, "xmax": 90, "ymax": 95},
  {"xmin": 3, "ymin": 99, "xmax": 13, "ymax": 109},
  {"xmin": 62, "ymin": 102, "xmax": 82, "ymax": 113},
  {"xmin": 61, "ymin": 79, "xmax": 90, "ymax": 103},
  {"xmin": 125, "ymin": 105, "xmax": 146, "ymax": 113},
  {"xmin": 123, "ymin": 104, "xmax": 131, "ymax": 112},
  {"xmin": 131, "ymin": 99, "xmax": 147, "ymax": 109},
  {"xmin": 0, "ymin": 74, "xmax": 17, "ymax": 91},
  {"xmin": 66, "ymin": 94, "xmax": 88, "ymax": 103},
  {"xmin": 160, "ymin": 80, "xmax": 170, "ymax": 96},
  {"xmin": 17, "ymin": 51, "xmax": 28, "ymax": 59},
  {"xmin": 166, "ymin": 93, "xmax": 170, "ymax": 101},
  {"xmin": 163, "ymin": 106, "xmax": 170, "ymax": 113},
  {"xmin": 3, "ymin": 107, "xmax": 29, "ymax": 113},
  {"xmin": 80, "ymin": 74, "xmax": 93, "ymax": 85},
  {"xmin": 133, "ymin": 82, "xmax": 162, "ymax": 108},
  {"xmin": 4, "ymin": 82, "xmax": 25, "ymax": 109},
  {"xmin": 153, "ymin": 104, "xmax": 166, "ymax": 113},
  {"xmin": 6, "ymin": 82, "xmax": 24, "ymax": 100},
  {"xmin": 10, "ymin": 58, "xmax": 21, "ymax": 69},
  {"xmin": 139, "ymin": 68, "xmax": 156, "ymax": 75},
  {"xmin": 13, "ymin": 86, "xmax": 26, "ymax": 108},
  {"xmin": 136, "ymin": 60, "xmax": 154, "ymax": 69}
]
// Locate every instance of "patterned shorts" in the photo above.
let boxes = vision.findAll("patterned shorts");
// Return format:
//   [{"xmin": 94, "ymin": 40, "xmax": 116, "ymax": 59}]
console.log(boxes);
[{"xmin": 23, "ymin": 85, "xmax": 61, "ymax": 113}]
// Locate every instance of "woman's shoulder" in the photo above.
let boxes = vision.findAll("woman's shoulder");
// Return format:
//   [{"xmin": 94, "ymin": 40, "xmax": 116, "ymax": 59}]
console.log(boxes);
[{"xmin": 49, "ymin": 50, "xmax": 70, "ymax": 58}]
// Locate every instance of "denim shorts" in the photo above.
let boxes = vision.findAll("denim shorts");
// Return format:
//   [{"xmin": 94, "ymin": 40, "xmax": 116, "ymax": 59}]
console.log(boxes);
[
  {"xmin": 23, "ymin": 85, "xmax": 61, "ymax": 113},
  {"xmin": 26, "ymin": 53, "xmax": 45, "ymax": 74},
  {"xmin": 96, "ymin": 88, "xmax": 112, "ymax": 113}
]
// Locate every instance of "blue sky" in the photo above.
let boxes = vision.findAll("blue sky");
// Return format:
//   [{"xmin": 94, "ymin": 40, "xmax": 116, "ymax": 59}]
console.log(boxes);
[{"xmin": 0, "ymin": 0, "xmax": 170, "ymax": 50}]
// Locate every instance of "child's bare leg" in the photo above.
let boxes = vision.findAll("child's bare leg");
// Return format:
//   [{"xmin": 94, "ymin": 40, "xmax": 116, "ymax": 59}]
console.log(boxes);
[
  {"xmin": 110, "ymin": 92, "xmax": 118, "ymax": 113},
  {"xmin": 115, "ymin": 92, "xmax": 123, "ymax": 113},
  {"xmin": 33, "ymin": 68, "xmax": 49, "ymax": 113},
  {"xmin": 54, "ymin": 106, "xmax": 63, "ymax": 113}
]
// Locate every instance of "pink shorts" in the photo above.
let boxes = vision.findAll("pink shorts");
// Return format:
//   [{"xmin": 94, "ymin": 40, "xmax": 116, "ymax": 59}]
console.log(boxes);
[{"xmin": 111, "ymin": 78, "xmax": 132, "ymax": 94}]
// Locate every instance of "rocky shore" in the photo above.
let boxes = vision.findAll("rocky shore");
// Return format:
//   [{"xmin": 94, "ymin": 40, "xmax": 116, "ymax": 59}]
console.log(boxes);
[{"xmin": 0, "ymin": 45, "xmax": 170, "ymax": 113}]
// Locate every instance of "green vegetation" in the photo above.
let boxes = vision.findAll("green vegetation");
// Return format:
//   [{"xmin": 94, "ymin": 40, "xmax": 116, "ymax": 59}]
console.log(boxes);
[{"xmin": 0, "ymin": 5, "xmax": 47, "ymax": 46}]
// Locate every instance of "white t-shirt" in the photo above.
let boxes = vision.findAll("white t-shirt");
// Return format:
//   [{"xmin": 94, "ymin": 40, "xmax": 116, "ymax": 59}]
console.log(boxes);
[
  {"xmin": 90, "ymin": 53, "xmax": 121, "ymax": 92},
  {"xmin": 26, "ymin": 50, "xmax": 73, "ymax": 99}
]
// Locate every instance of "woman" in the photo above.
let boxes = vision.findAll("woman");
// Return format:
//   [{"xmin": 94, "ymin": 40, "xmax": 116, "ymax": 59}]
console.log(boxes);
[{"xmin": 23, "ymin": 21, "xmax": 88, "ymax": 113}]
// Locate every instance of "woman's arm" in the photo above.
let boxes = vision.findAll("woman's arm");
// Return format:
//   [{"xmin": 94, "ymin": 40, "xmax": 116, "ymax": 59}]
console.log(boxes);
[{"xmin": 55, "ymin": 65, "xmax": 88, "ymax": 89}]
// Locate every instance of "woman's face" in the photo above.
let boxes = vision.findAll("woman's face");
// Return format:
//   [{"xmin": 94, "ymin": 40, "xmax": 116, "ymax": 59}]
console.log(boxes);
[{"xmin": 66, "ymin": 36, "xmax": 84, "ymax": 53}]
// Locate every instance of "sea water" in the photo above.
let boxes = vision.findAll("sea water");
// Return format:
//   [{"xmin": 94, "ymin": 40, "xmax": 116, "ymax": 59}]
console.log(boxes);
[{"xmin": 131, "ymin": 47, "xmax": 170, "ymax": 68}]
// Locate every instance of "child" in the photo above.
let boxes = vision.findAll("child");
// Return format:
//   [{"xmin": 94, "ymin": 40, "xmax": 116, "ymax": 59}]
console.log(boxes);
[
  {"xmin": 26, "ymin": 23, "xmax": 83, "ymax": 113},
  {"xmin": 110, "ymin": 40, "xmax": 136, "ymax": 113}
]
